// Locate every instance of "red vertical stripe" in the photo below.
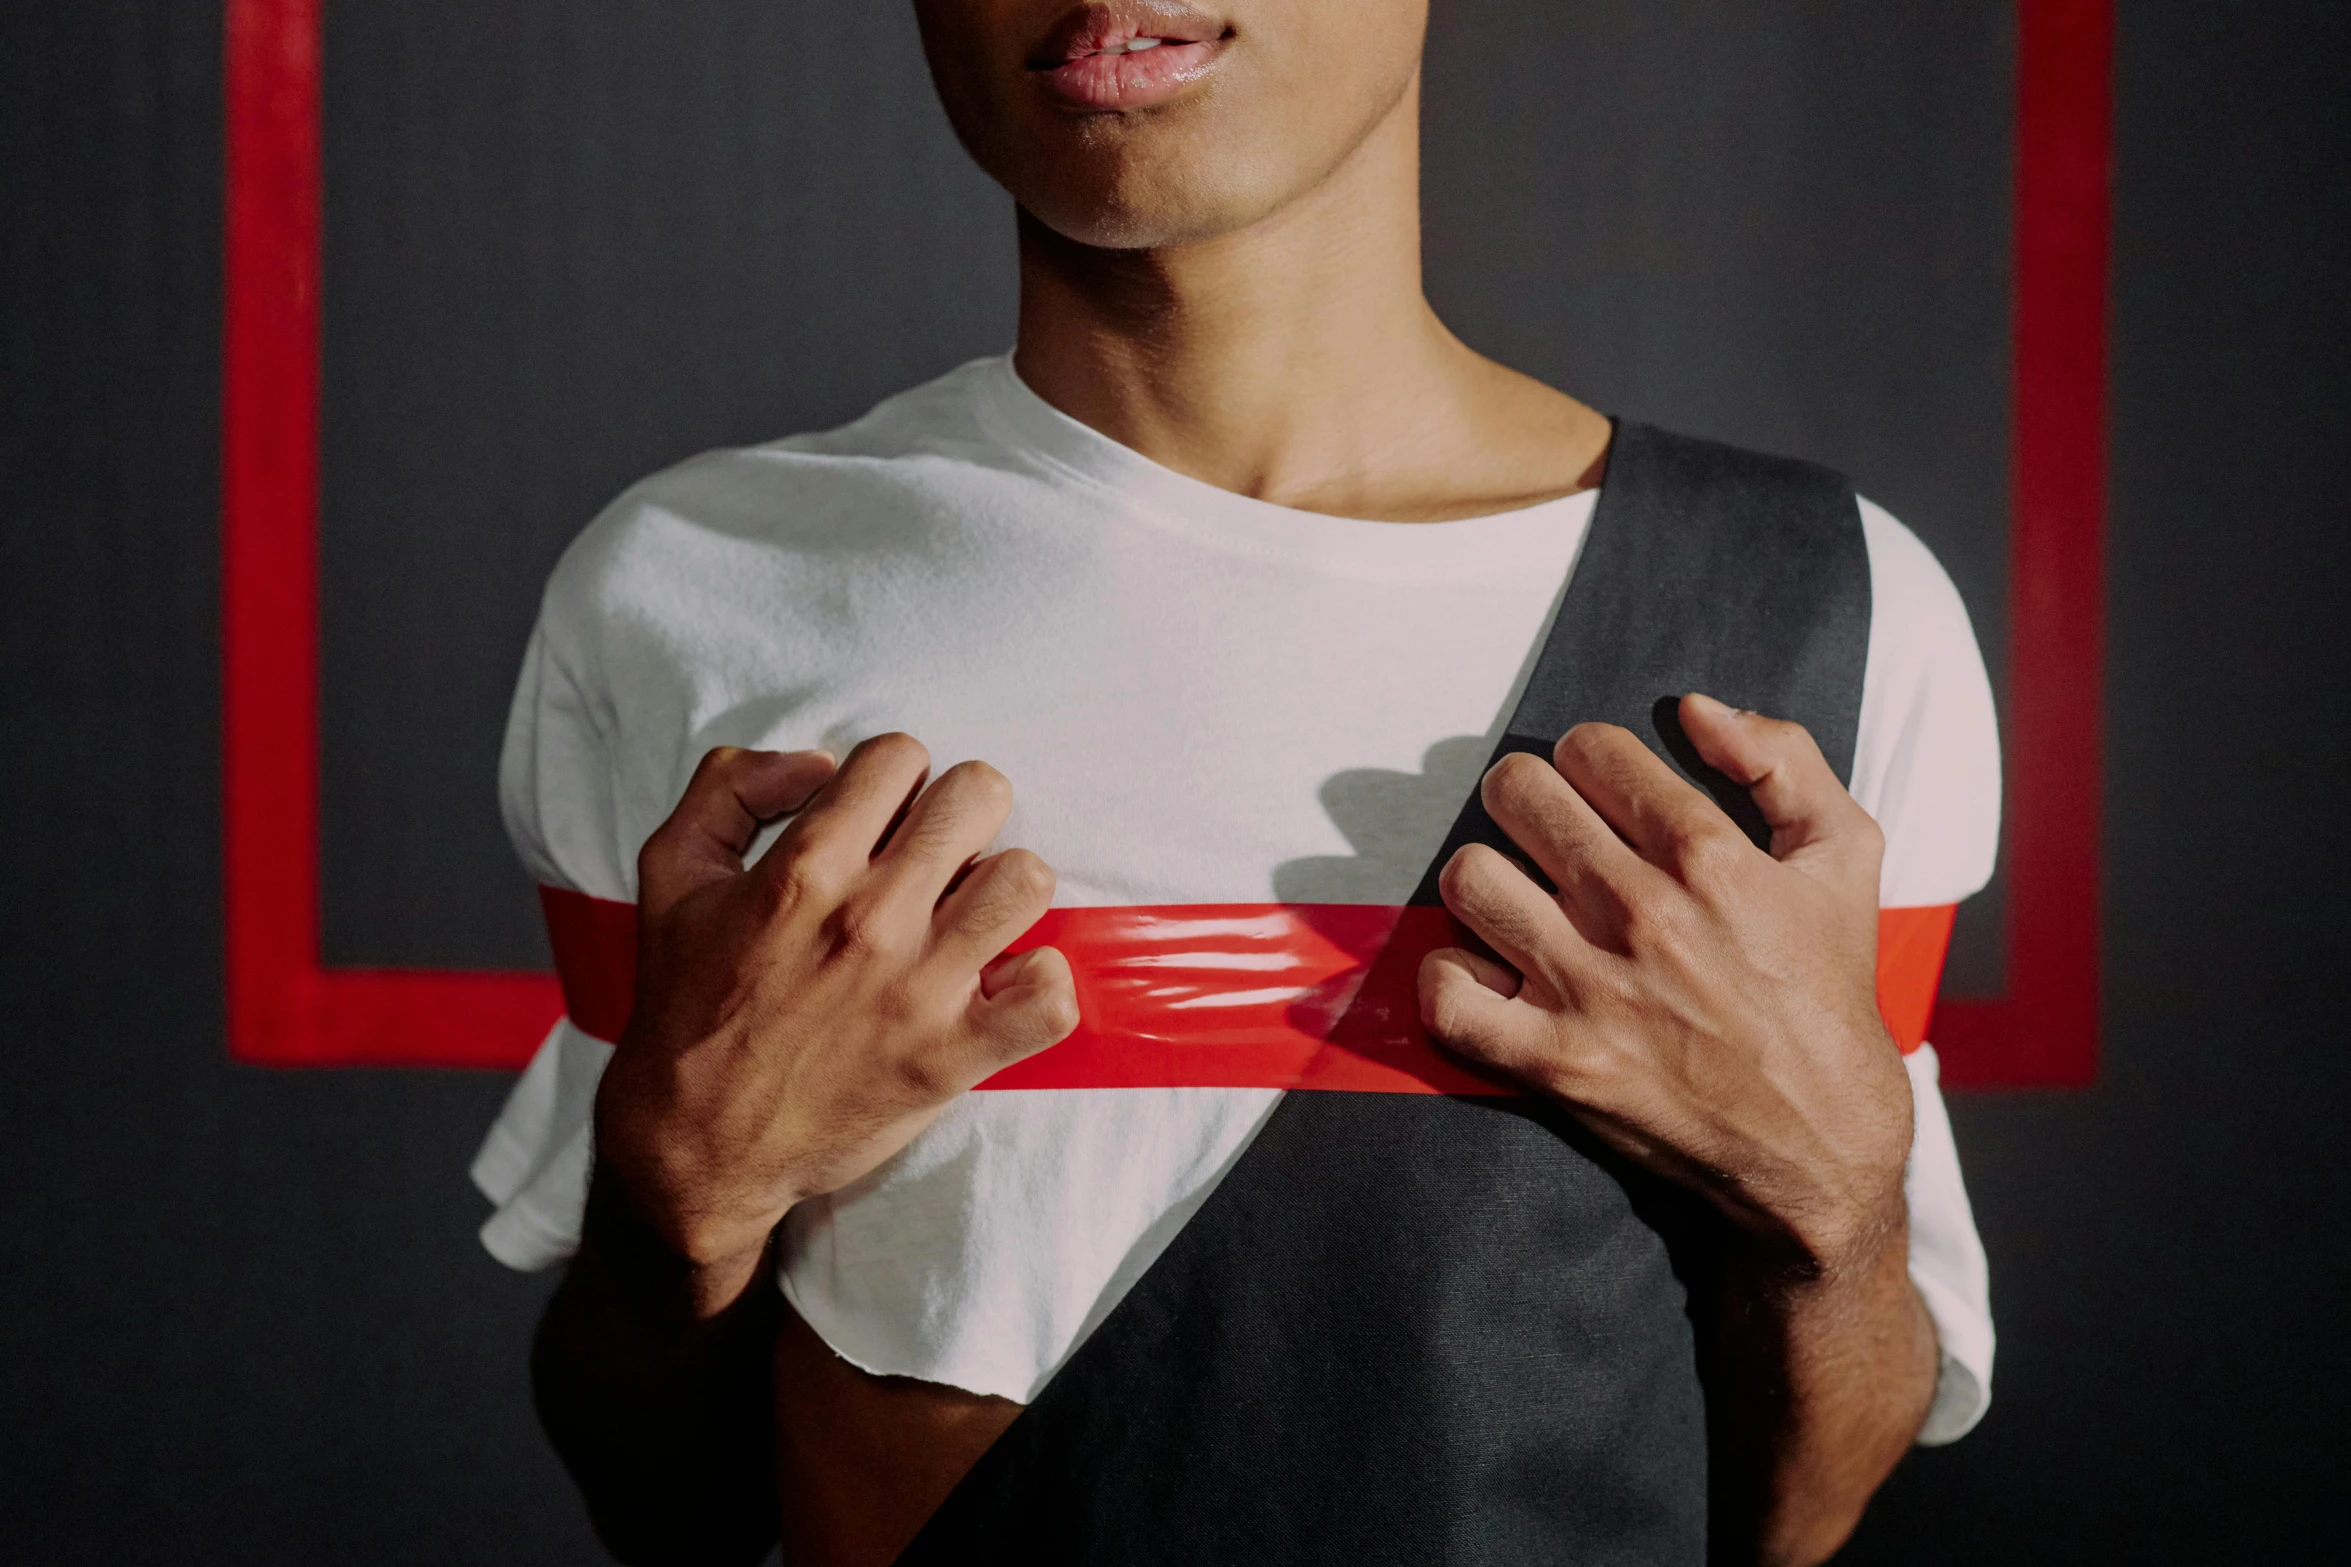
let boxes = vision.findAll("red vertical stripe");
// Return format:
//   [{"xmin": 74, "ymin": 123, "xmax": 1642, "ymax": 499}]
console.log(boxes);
[
  {"xmin": 224, "ymin": 0, "xmax": 564, "ymax": 1066},
  {"xmin": 1931, "ymin": 0, "xmax": 2111, "ymax": 1088},
  {"xmin": 222, "ymin": 0, "xmax": 324, "ymax": 1059}
]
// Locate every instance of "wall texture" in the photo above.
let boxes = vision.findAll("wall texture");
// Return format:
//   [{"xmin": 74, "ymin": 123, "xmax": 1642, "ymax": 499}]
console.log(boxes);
[{"xmin": 2, "ymin": 2, "xmax": 2343, "ymax": 1561}]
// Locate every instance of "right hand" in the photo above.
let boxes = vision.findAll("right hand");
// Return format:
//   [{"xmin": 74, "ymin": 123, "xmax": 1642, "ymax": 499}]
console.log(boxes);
[{"xmin": 593, "ymin": 734, "xmax": 1079, "ymax": 1312}]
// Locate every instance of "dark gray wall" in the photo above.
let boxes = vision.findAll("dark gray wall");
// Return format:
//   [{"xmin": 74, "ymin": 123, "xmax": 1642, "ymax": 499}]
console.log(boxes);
[
  {"xmin": 3, "ymin": 2, "xmax": 2344, "ymax": 1561},
  {"xmin": 3, "ymin": 5, "xmax": 597, "ymax": 1562}
]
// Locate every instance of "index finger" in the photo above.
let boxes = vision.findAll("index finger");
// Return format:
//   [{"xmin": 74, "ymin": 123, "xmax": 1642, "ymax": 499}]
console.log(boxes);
[
  {"xmin": 1551, "ymin": 722, "xmax": 1755, "ymax": 878},
  {"xmin": 638, "ymin": 746, "xmax": 837, "ymax": 916},
  {"xmin": 1477, "ymin": 748, "xmax": 1665, "ymax": 940},
  {"xmin": 764, "ymin": 731, "xmax": 933, "ymax": 884}
]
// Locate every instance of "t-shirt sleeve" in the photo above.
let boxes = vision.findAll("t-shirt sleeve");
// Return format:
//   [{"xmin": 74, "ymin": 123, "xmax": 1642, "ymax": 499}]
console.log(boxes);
[
  {"xmin": 1854, "ymin": 497, "xmax": 2001, "ymax": 1444},
  {"xmin": 469, "ymin": 617, "xmax": 627, "ymax": 1272},
  {"xmin": 1903, "ymin": 1043, "xmax": 1994, "ymax": 1443}
]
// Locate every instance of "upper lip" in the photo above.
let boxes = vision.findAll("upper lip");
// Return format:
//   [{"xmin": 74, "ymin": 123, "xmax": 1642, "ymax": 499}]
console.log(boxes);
[{"xmin": 1027, "ymin": 0, "xmax": 1228, "ymax": 68}]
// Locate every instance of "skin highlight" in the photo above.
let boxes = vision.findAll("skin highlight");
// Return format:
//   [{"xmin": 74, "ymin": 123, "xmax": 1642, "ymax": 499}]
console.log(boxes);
[{"xmin": 531, "ymin": 6, "xmax": 1938, "ymax": 1565}]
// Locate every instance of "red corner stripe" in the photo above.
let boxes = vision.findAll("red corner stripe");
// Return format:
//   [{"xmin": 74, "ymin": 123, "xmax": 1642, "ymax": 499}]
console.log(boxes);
[{"xmin": 540, "ymin": 888, "xmax": 1957, "ymax": 1092}]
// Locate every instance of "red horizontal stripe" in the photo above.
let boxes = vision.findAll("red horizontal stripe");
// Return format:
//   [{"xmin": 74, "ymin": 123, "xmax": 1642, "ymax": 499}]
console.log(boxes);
[
  {"xmin": 541, "ymin": 888, "xmax": 1956, "ymax": 1092},
  {"xmin": 1876, "ymin": 903, "xmax": 1957, "ymax": 1054},
  {"xmin": 984, "ymin": 904, "xmax": 1501, "ymax": 1094},
  {"xmin": 539, "ymin": 884, "xmax": 639, "ymax": 1044}
]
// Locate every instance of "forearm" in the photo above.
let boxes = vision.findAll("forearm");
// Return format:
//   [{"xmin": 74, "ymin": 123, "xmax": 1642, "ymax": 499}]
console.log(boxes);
[
  {"xmin": 533, "ymin": 1171, "xmax": 781, "ymax": 1567},
  {"xmin": 1704, "ymin": 1214, "xmax": 1939, "ymax": 1567}
]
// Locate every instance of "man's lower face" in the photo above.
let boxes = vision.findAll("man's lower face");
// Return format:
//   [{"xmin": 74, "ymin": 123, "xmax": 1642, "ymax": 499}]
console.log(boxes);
[{"xmin": 912, "ymin": 0, "xmax": 1431, "ymax": 249}]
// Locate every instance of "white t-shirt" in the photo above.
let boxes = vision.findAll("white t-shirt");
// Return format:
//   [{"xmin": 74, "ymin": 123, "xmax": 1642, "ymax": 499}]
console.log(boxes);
[{"xmin": 472, "ymin": 356, "xmax": 2001, "ymax": 1445}]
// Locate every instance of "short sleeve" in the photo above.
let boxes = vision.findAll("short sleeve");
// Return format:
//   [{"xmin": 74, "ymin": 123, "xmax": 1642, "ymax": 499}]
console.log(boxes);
[
  {"xmin": 1855, "ymin": 498, "xmax": 2001, "ymax": 1443},
  {"xmin": 1851, "ymin": 498, "xmax": 2003, "ymax": 909},
  {"xmin": 470, "ymin": 618, "xmax": 626, "ymax": 1271},
  {"xmin": 497, "ymin": 621, "xmax": 631, "ymax": 902}
]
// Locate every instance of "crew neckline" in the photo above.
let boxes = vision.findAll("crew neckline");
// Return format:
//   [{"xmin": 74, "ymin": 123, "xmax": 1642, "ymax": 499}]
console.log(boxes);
[{"xmin": 970, "ymin": 355, "xmax": 1597, "ymax": 581}]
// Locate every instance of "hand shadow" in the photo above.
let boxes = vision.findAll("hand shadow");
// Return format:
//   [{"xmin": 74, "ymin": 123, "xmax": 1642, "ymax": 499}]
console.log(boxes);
[
  {"xmin": 1270, "ymin": 735, "xmax": 1496, "ymax": 907},
  {"xmin": 1266, "ymin": 737, "xmax": 1498, "ymax": 1060}
]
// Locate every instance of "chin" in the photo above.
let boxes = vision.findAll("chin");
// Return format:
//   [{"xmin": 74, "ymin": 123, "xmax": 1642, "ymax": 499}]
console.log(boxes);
[{"xmin": 1014, "ymin": 135, "xmax": 1300, "ymax": 251}]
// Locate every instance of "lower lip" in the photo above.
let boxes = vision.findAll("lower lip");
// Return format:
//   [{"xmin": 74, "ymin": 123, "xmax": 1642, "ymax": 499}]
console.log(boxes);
[{"xmin": 1036, "ymin": 39, "xmax": 1224, "ymax": 111}]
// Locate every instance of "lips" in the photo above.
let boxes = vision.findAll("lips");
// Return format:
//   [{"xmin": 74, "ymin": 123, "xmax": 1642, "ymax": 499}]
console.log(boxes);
[{"xmin": 1029, "ymin": 2, "xmax": 1232, "ymax": 111}]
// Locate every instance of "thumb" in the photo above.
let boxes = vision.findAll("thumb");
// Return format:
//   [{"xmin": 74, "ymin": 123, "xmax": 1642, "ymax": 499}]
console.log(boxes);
[
  {"xmin": 1678, "ymin": 693, "xmax": 1882, "ymax": 897},
  {"xmin": 967, "ymin": 946, "xmax": 1083, "ymax": 1066}
]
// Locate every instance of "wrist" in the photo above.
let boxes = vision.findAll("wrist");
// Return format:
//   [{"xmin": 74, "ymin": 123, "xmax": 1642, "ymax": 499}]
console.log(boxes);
[
  {"xmin": 591, "ymin": 1075, "xmax": 809, "ymax": 1298},
  {"xmin": 581, "ymin": 1166, "xmax": 778, "ymax": 1323},
  {"xmin": 1738, "ymin": 1176, "xmax": 1910, "ymax": 1298},
  {"xmin": 1755, "ymin": 1044, "xmax": 1916, "ymax": 1284}
]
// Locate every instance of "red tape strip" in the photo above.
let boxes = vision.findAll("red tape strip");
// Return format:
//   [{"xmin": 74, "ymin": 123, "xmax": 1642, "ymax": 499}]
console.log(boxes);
[{"xmin": 541, "ymin": 889, "xmax": 1955, "ymax": 1093}]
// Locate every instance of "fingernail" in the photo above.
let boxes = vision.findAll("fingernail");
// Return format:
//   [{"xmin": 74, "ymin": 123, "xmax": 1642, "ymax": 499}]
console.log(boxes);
[{"xmin": 1685, "ymin": 692, "xmax": 1733, "ymax": 719}]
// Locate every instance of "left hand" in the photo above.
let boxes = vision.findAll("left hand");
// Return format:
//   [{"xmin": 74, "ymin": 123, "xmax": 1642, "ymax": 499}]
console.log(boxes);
[{"xmin": 1418, "ymin": 692, "xmax": 1913, "ymax": 1276}]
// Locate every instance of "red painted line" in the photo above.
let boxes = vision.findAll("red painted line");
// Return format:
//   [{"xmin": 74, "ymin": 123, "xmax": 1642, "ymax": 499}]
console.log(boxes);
[
  {"xmin": 1930, "ymin": 0, "xmax": 2111, "ymax": 1090},
  {"xmin": 224, "ymin": 0, "xmax": 560, "ymax": 1065},
  {"xmin": 223, "ymin": 0, "xmax": 324, "ymax": 1062},
  {"xmin": 221, "ymin": 2, "xmax": 2104, "ymax": 1081}
]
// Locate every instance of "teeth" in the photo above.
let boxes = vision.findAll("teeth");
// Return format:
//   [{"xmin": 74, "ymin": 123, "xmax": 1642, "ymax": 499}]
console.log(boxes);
[{"xmin": 1115, "ymin": 37, "xmax": 1163, "ymax": 53}]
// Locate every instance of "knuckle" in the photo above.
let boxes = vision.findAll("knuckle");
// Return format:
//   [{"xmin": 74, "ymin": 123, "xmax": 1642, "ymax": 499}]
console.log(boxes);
[
  {"xmin": 1557, "ymin": 723, "xmax": 1625, "ymax": 766},
  {"xmin": 946, "ymin": 758, "xmax": 1014, "ymax": 809},
  {"xmin": 694, "ymin": 744, "xmax": 747, "ymax": 782},
  {"xmin": 1484, "ymin": 752, "xmax": 1553, "ymax": 813},
  {"xmin": 958, "ymin": 851, "xmax": 1055, "ymax": 932},
  {"xmin": 774, "ymin": 850, "xmax": 848, "ymax": 911},
  {"xmin": 636, "ymin": 824, "xmax": 678, "ymax": 875},
  {"xmin": 1031, "ymin": 983, "xmax": 1082, "ymax": 1043},
  {"xmin": 663, "ymin": 1212, "xmax": 721, "ymax": 1264},
  {"xmin": 1438, "ymin": 844, "xmax": 1497, "ymax": 906},
  {"xmin": 993, "ymin": 848, "xmax": 1056, "ymax": 902},
  {"xmin": 1618, "ymin": 886, "xmax": 1694, "ymax": 953},
  {"xmin": 1673, "ymin": 821, "xmax": 1749, "ymax": 885},
  {"xmin": 1424, "ymin": 982, "xmax": 1481, "ymax": 1047},
  {"xmin": 864, "ymin": 731, "xmax": 931, "ymax": 771},
  {"xmin": 1561, "ymin": 721, "xmax": 1612, "ymax": 752},
  {"xmin": 1760, "ymin": 715, "xmax": 1820, "ymax": 760},
  {"xmin": 1852, "ymin": 810, "xmax": 1887, "ymax": 861},
  {"xmin": 1491, "ymin": 750, "xmax": 1551, "ymax": 789},
  {"xmin": 892, "ymin": 802, "xmax": 960, "ymax": 859},
  {"xmin": 1611, "ymin": 890, "xmax": 1664, "ymax": 950},
  {"xmin": 869, "ymin": 977, "xmax": 924, "ymax": 1031},
  {"xmin": 828, "ymin": 891, "xmax": 905, "ymax": 959}
]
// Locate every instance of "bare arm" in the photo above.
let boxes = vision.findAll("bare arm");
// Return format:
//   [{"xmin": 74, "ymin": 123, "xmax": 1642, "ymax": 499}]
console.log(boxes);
[
  {"xmin": 532, "ymin": 1172, "xmax": 783, "ymax": 1567},
  {"xmin": 531, "ymin": 737, "xmax": 1077, "ymax": 1564},
  {"xmin": 1421, "ymin": 694, "xmax": 1939, "ymax": 1564},
  {"xmin": 1699, "ymin": 1199, "xmax": 1937, "ymax": 1563}
]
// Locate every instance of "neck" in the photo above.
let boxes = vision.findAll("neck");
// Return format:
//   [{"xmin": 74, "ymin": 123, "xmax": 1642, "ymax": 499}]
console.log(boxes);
[{"xmin": 1011, "ymin": 76, "xmax": 1607, "ymax": 522}]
